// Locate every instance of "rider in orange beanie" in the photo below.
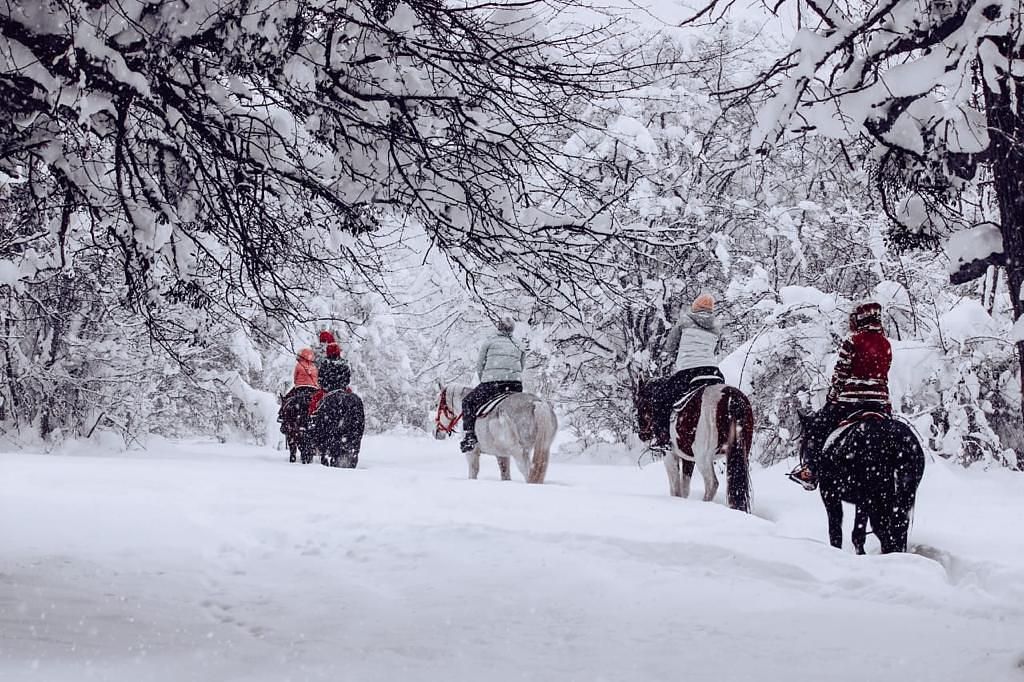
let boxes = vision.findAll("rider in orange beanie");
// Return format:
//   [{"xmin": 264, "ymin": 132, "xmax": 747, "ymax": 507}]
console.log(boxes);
[{"xmin": 641, "ymin": 293, "xmax": 725, "ymax": 458}]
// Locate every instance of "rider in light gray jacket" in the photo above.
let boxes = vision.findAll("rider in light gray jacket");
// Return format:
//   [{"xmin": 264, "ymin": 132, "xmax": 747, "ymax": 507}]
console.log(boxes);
[
  {"xmin": 643, "ymin": 293, "xmax": 725, "ymax": 455},
  {"xmin": 476, "ymin": 331, "xmax": 527, "ymax": 383},
  {"xmin": 663, "ymin": 304, "xmax": 720, "ymax": 373},
  {"xmin": 461, "ymin": 318, "xmax": 526, "ymax": 452}
]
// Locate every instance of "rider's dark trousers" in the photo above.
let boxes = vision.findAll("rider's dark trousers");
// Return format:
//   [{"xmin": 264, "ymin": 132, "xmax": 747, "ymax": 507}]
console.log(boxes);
[
  {"xmin": 462, "ymin": 381, "xmax": 523, "ymax": 437},
  {"xmin": 648, "ymin": 366, "xmax": 724, "ymax": 446}
]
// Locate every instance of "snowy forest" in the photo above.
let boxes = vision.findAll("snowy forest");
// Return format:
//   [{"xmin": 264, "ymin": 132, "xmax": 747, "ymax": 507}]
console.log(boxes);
[
  {"xmin": 5, "ymin": 1, "xmax": 1024, "ymax": 680},
  {"xmin": 2, "ymin": 0, "xmax": 1022, "ymax": 470}
]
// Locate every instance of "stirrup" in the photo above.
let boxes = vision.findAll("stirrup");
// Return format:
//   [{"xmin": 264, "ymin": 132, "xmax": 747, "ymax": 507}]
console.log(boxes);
[{"xmin": 787, "ymin": 464, "xmax": 818, "ymax": 491}]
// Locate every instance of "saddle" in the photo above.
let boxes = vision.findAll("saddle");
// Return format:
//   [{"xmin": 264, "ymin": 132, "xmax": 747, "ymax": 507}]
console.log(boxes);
[
  {"xmin": 477, "ymin": 392, "xmax": 514, "ymax": 419},
  {"xmin": 670, "ymin": 375, "xmax": 724, "ymax": 412},
  {"xmin": 823, "ymin": 409, "xmax": 889, "ymax": 453},
  {"xmin": 279, "ymin": 386, "xmax": 317, "ymax": 429}
]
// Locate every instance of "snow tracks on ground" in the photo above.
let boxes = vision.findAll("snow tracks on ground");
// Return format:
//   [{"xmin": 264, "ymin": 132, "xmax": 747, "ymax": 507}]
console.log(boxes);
[{"xmin": 2, "ymin": 434, "xmax": 1023, "ymax": 682}]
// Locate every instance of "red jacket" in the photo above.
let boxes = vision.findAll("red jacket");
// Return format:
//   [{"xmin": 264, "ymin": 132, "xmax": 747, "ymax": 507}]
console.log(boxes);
[
  {"xmin": 828, "ymin": 322, "xmax": 891, "ymax": 405},
  {"xmin": 293, "ymin": 348, "xmax": 319, "ymax": 389}
]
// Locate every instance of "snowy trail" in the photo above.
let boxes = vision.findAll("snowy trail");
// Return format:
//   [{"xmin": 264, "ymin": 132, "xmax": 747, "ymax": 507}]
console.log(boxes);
[{"xmin": 3, "ymin": 434, "xmax": 1023, "ymax": 682}]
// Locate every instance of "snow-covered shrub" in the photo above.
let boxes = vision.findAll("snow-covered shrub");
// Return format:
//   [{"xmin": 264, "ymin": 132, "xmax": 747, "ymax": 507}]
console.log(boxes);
[{"xmin": 722, "ymin": 282, "xmax": 1021, "ymax": 469}]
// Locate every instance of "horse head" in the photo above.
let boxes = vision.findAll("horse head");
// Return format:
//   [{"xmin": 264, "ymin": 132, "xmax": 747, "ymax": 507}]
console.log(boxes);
[
  {"xmin": 634, "ymin": 380, "xmax": 655, "ymax": 442},
  {"xmin": 794, "ymin": 410, "xmax": 817, "ymax": 461},
  {"xmin": 434, "ymin": 382, "xmax": 461, "ymax": 440}
]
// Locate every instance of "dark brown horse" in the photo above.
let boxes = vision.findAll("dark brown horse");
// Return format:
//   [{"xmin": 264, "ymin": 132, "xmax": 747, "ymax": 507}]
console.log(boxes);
[
  {"xmin": 277, "ymin": 387, "xmax": 316, "ymax": 464},
  {"xmin": 637, "ymin": 382, "xmax": 755, "ymax": 512}
]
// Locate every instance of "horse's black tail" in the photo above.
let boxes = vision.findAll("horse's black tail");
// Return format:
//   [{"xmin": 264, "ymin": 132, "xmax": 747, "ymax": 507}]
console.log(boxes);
[
  {"xmin": 725, "ymin": 388, "xmax": 754, "ymax": 513},
  {"xmin": 893, "ymin": 423, "xmax": 926, "ymax": 551},
  {"xmin": 874, "ymin": 420, "xmax": 926, "ymax": 552},
  {"xmin": 339, "ymin": 393, "xmax": 365, "ymax": 467}
]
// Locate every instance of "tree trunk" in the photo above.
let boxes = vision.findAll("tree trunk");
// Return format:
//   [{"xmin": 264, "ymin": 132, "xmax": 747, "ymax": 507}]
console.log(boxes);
[{"xmin": 984, "ymin": 34, "xmax": 1024, "ymax": 449}]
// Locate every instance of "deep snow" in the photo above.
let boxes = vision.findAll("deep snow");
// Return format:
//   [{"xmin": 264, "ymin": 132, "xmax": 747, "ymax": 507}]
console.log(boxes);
[{"xmin": 3, "ymin": 433, "xmax": 1024, "ymax": 682}]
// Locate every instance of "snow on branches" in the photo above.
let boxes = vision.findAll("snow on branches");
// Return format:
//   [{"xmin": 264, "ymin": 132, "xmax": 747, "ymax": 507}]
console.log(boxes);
[
  {"xmin": 0, "ymin": 0, "xmax": 635, "ymax": 331},
  {"xmin": 694, "ymin": 0, "xmax": 1020, "ymax": 252}
]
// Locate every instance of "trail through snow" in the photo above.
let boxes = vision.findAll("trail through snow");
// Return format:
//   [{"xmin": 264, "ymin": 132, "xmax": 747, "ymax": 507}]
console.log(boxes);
[{"xmin": 3, "ymin": 433, "xmax": 1023, "ymax": 681}]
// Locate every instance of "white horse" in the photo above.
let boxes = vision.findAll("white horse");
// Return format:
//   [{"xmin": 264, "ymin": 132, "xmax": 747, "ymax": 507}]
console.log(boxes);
[{"xmin": 434, "ymin": 384, "xmax": 557, "ymax": 484}]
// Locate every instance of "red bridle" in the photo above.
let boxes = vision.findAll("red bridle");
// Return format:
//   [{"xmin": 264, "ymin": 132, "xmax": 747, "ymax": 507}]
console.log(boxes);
[{"xmin": 435, "ymin": 387, "xmax": 463, "ymax": 435}]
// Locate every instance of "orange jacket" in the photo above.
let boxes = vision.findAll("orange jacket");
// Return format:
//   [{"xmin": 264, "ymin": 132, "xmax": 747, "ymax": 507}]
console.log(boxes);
[{"xmin": 293, "ymin": 348, "xmax": 319, "ymax": 389}]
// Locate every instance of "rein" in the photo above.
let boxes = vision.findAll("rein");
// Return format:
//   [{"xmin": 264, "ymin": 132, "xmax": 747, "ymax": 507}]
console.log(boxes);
[{"xmin": 435, "ymin": 388, "xmax": 463, "ymax": 435}]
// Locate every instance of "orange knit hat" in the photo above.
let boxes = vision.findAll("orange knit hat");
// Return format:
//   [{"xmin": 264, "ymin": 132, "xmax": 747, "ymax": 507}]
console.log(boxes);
[{"xmin": 691, "ymin": 293, "xmax": 715, "ymax": 312}]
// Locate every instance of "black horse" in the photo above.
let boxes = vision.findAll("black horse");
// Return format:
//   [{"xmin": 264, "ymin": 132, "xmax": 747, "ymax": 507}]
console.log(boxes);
[
  {"xmin": 797, "ymin": 411, "xmax": 925, "ymax": 554},
  {"xmin": 309, "ymin": 390, "xmax": 365, "ymax": 468}
]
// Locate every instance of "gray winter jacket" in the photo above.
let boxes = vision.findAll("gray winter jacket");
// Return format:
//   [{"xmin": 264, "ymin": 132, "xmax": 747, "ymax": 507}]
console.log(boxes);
[
  {"xmin": 477, "ymin": 332, "xmax": 527, "ymax": 383},
  {"xmin": 664, "ymin": 310, "xmax": 720, "ymax": 372}
]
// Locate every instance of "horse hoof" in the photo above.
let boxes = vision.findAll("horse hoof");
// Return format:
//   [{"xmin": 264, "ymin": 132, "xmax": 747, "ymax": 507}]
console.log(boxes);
[{"xmin": 289, "ymin": 454, "xmax": 296, "ymax": 463}]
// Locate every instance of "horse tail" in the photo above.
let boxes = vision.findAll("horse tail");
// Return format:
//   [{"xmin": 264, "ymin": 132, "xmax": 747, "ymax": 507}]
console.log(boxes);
[
  {"xmin": 724, "ymin": 387, "xmax": 754, "ymax": 513},
  {"xmin": 336, "ymin": 392, "xmax": 366, "ymax": 467},
  {"xmin": 890, "ymin": 420, "xmax": 925, "ymax": 551},
  {"xmin": 527, "ymin": 399, "xmax": 558, "ymax": 484}
]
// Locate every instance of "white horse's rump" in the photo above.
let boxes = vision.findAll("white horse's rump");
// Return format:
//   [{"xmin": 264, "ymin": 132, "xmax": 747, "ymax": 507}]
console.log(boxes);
[{"xmin": 435, "ymin": 385, "xmax": 557, "ymax": 484}]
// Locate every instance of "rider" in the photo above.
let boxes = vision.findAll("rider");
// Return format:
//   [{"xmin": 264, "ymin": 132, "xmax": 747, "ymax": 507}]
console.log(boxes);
[
  {"xmin": 789, "ymin": 301, "xmax": 892, "ymax": 490},
  {"xmin": 644, "ymin": 293, "xmax": 725, "ymax": 457},
  {"xmin": 308, "ymin": 342, "xmax": 351, "ymax": 416},
  {"xmin": 278, "ymin": 348, "xmax": 320, "ymax": 453},
  {"xmin": 308, "ymin": 342, "xmax": 364, "ymax": 466},
  {"xmin": 292, "ymin": 348, "xmax": 319, "ymax": 391},
  {"xmin": 460, "ymin": 317, "xmax": 526, "ymax": 453}
]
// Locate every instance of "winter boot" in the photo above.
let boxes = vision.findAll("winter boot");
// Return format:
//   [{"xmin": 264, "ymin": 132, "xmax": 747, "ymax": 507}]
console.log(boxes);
[
  {"xmin": 460, "ymin": 433, "xmax": 479, "ymax": 453},
  {"xmin": 787, "ymin": 463, "xmax": 818, "ymax": 491}
]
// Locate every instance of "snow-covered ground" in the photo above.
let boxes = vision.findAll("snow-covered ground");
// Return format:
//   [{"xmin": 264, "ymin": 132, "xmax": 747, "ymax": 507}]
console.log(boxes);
[{"xmin": 3, "ymin": 433, "xmax": 1023, "ymax": 682}]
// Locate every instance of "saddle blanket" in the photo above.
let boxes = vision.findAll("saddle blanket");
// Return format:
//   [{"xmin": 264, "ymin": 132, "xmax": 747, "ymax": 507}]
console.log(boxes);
[
  {"xmin": 670, "ymin": 376, "xmax": 724, "ymax": 412},
  {"xmin": 823, "ymin": 411, "xmax": 888, "ymax": 453},
  {"xmin": 477, "ymin": 392, "xmax": 514, "ymax": 419}
]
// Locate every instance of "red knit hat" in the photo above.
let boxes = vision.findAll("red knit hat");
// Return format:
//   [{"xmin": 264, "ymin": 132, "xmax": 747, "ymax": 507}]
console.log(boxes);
[
  {"xmin": 319, "ymin": 330, "xmax": 335, "ymax": 344},
  {"xmin": 850, "ymin": 302, "xmax": 882, "ymax": 331},
  {"xmin": 326, "ymin": 342, "xmax": 342, "ymax": 359}
]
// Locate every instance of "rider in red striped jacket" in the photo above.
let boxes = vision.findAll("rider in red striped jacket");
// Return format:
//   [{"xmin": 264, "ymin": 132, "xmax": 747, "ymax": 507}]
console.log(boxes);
[{"xmin": 790, "ymin": 302, "xmax": 892, "ymax": 489}]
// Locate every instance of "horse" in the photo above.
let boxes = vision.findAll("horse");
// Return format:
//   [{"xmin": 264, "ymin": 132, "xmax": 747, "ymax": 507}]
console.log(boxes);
[
  {"xmin": 796, "ymin": 411, "xmax": 925, "ymax": 553},
  {"xmin": 434, "ymin": 384, "xmax": 557, "ymax": 484},
  {"xmin": 277, "ymin": 387, "xmax": 317, "ymax": 464},
  {"xmin": 636, "ymin": 381, "xmax": 754, "ymax": 512},
  {"xmin": 309, "ymin": 390, "xmax": 365, "ymax": 469}
]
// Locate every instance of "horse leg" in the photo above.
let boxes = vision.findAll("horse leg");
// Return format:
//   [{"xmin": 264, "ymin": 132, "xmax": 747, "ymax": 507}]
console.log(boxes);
[
  {"xmin": 891, "ymin": 493, "xmax": 918, "ymax": 553},
  {"xmin": 680, "ymin": 458, "xmax": 694, "ymax": 499},
  {"xmin": 697, "ymin": 452, "xmax": 719, "ymax": 502},
  {"xmin": 664, "ymin": 455, "xmax": 682, "ymax": 497},
  {"xmin": 466, "ymin": 450, "xmax": 481, "ymax": 480},
  {"xmin": 288, "ymin": 437, "xmax": 297, "ymax": 463},
  {"xmin": 821, "ymin": 489, "xmax": 844, "ymax": 550},
  {"xmin": 869, "ymin": 503, "xmax": 896, "ymax": 553},
  {"xmin": 873, "ymin": 496, "xmax": 909, "ymax": 554},
  {"xmin": 889, "ymin": 469, "xmax": 921, "ymax": 553},
  {"xmin": 852, "ymin": 505, "xmax": 869, "ymax": 555},
  {"xmin": 497, "ymin": 456, "xmax": 512, "ymax": 481}
]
